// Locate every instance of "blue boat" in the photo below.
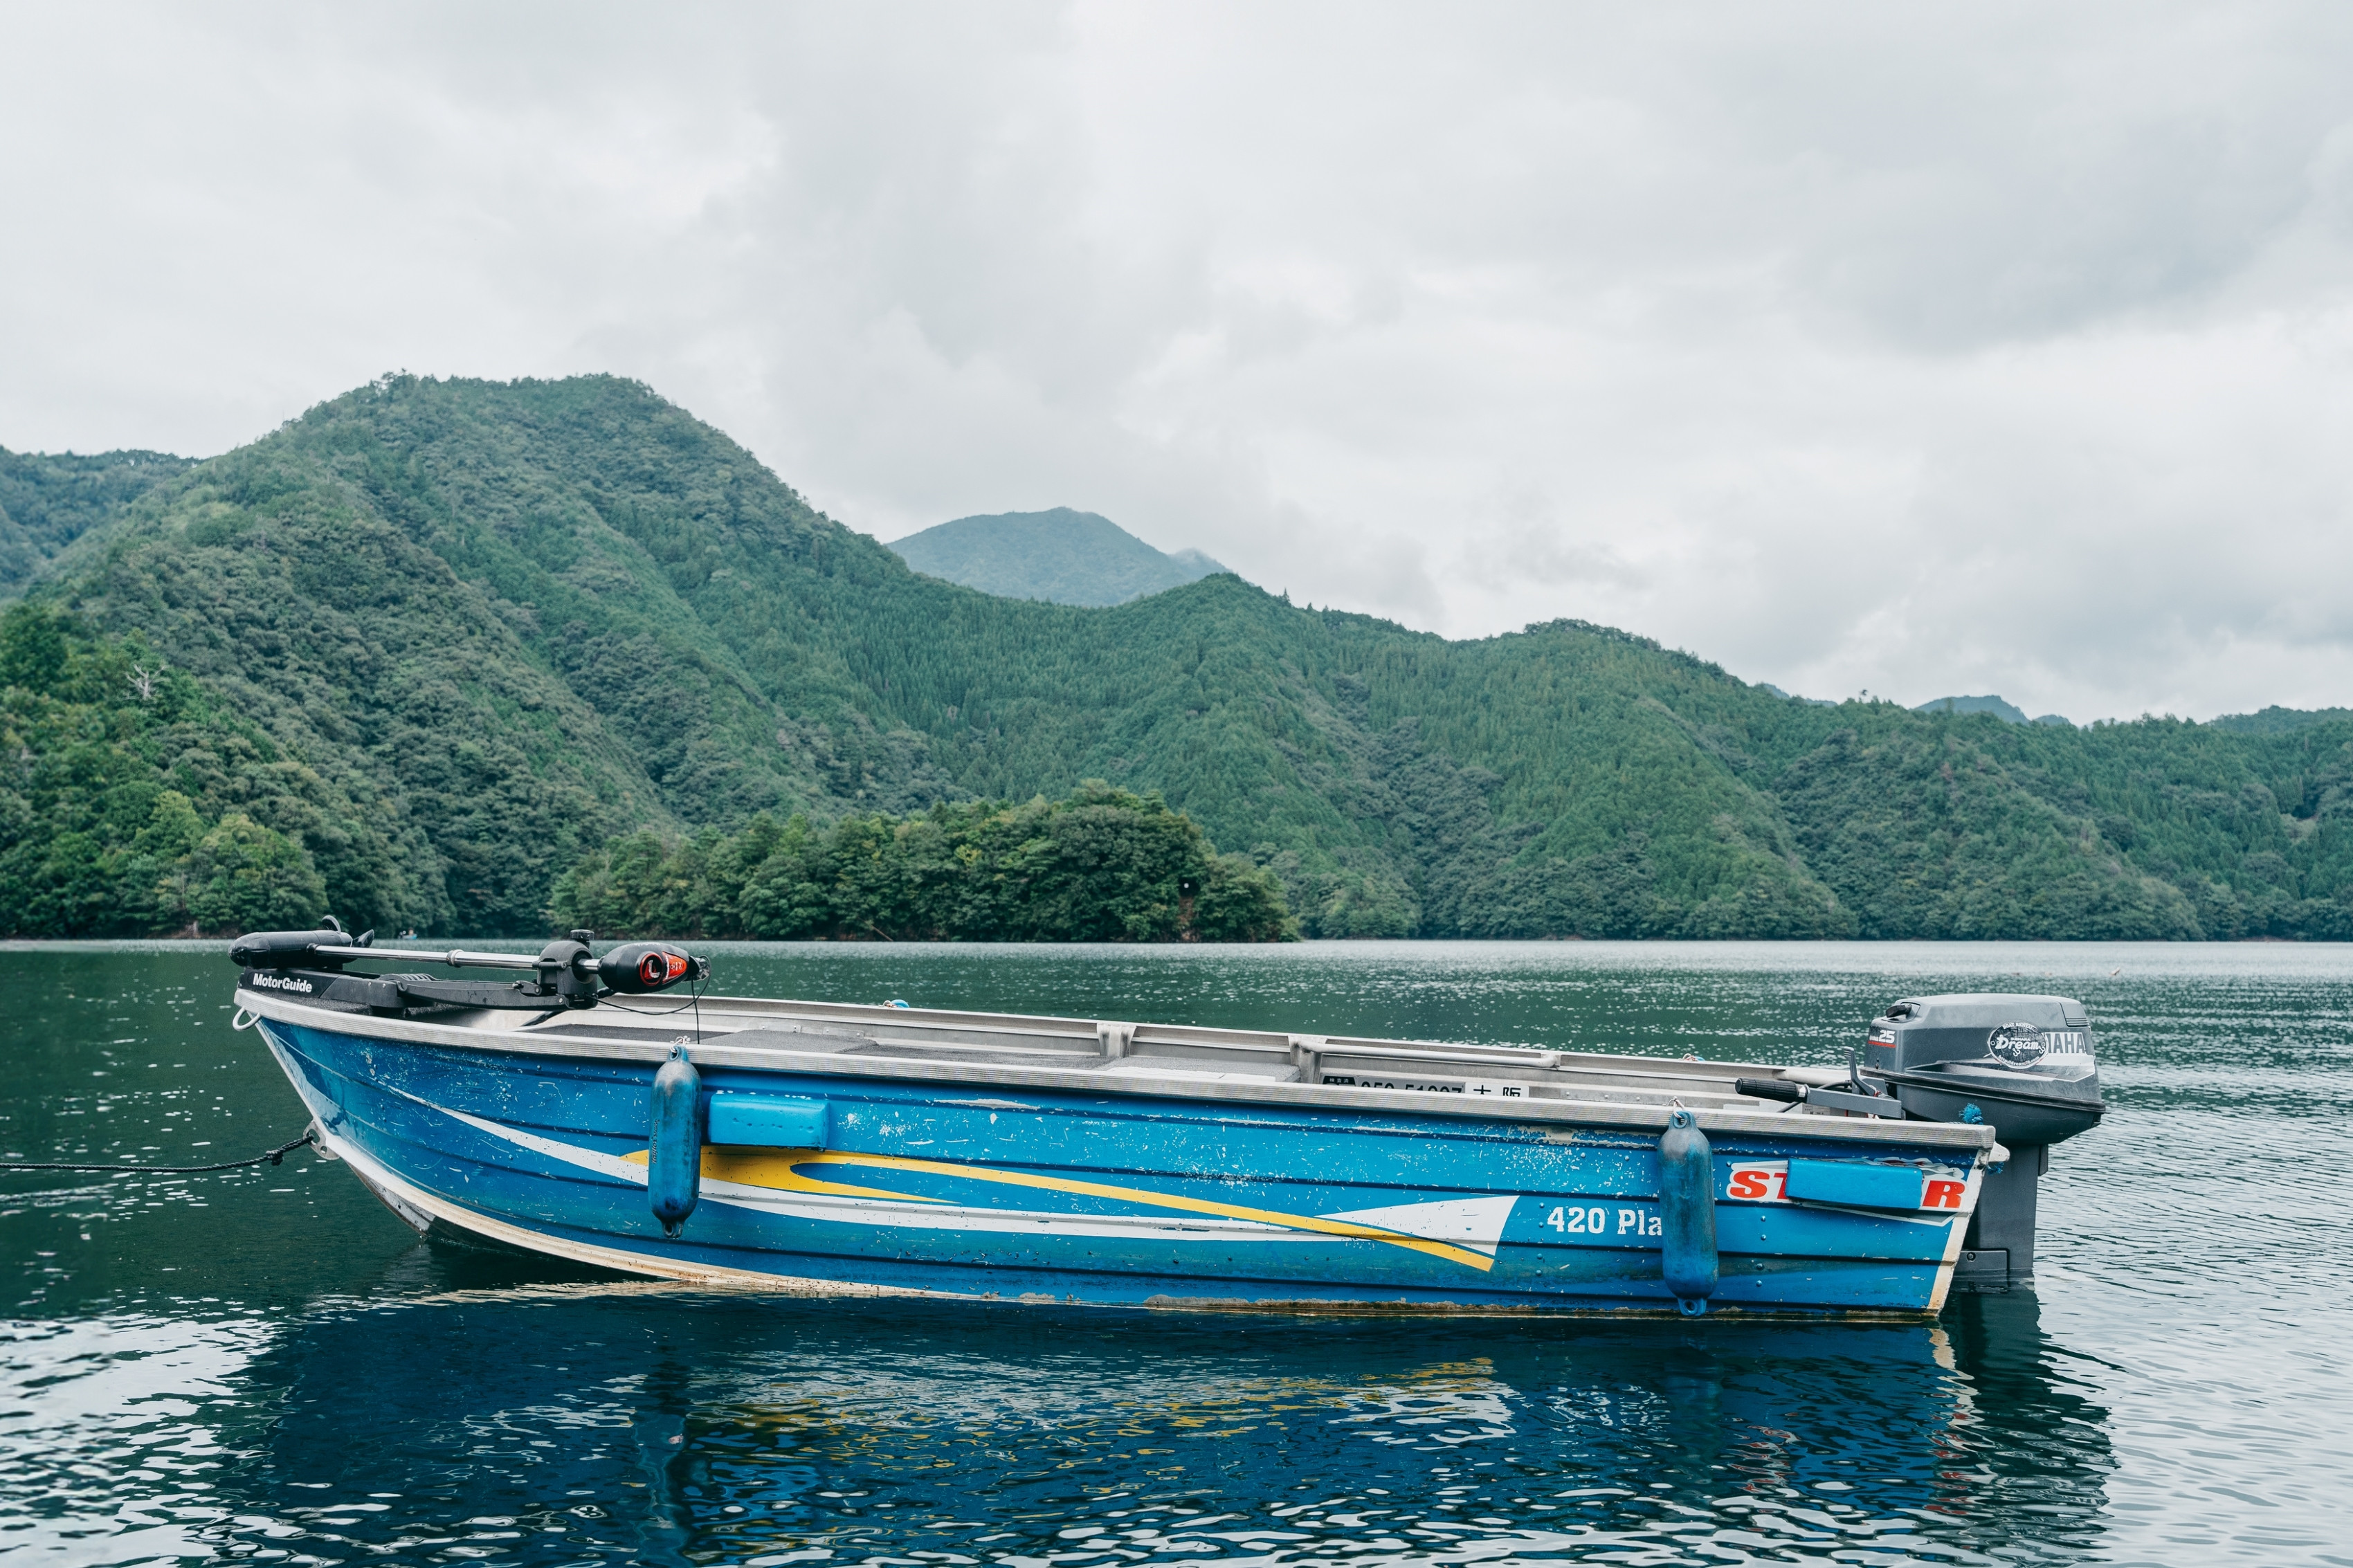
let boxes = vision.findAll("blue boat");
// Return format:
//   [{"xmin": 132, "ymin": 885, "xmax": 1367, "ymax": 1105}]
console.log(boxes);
[{"xmin": 232, "ymin": 929, "xmax": 2101, "ymax": 1319}]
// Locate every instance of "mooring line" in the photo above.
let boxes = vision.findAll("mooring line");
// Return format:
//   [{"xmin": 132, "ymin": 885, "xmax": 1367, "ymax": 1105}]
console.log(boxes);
[{"xmin": 0, "ymin": 1129, "xmax": 318, "ymax": 1174}]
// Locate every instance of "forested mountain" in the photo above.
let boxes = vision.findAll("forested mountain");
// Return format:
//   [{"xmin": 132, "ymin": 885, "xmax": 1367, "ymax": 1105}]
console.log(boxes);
[
  {"xmin": 3, "ymin": 373, "xmax": 2349, "ymax": 941},
  {"xmin": 888, "ymin": 507, "xmax": 1225, "ymax": 606},
  {"xmin": 0, "ymin": 446, "xmax": 192, "ymax": 593}
]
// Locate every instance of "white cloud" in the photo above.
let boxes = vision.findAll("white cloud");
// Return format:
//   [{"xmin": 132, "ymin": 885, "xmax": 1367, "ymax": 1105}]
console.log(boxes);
[{"xmin": 3, "ymin": 1, "xmax": 2351, "ymax": 721}]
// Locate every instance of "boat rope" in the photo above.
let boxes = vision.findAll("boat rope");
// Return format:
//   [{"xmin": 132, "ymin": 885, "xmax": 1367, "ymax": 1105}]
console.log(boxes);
[
  {"xmin": 595, "ymin": 972, "xmax": 707, "ymax": 1043},
  {"xmin": 0, "ymin": 1128, "xmax": 318, "ymax": 1175}
]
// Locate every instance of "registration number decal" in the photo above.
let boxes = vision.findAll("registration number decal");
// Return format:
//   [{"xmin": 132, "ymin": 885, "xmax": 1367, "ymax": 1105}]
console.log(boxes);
[{"xmin": 1322, "ymin": 1075, "xmax": 1532, "ymax": 1098}]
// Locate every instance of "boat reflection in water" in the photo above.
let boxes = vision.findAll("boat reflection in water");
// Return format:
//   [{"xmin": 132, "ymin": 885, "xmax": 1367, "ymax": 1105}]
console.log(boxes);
[{"xmin": 206, "ymin": 1241, "xmax": 2114, "ymax": 1565}]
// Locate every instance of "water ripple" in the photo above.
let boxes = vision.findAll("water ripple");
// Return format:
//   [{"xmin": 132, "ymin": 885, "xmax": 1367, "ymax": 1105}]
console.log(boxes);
[{"xmin": 5, "ymin": 942, "xmax": 2352, "ymax": 1563}]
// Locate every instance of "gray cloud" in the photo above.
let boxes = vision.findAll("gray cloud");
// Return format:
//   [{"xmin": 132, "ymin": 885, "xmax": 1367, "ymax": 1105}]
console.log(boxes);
[{"xmin": 3, "ymin": 1, "xmax": 2351, "ymax": 721}]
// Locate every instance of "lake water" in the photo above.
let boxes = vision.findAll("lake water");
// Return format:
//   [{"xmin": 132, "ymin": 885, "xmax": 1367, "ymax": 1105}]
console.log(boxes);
[{"xmin": 5, "ymin": 940, "xmax": 2350, "ymax": 1566}]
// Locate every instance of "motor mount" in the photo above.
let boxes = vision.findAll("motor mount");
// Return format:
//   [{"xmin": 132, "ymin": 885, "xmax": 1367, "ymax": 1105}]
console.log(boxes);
[{"xmin": 230, "ymin": 924, "xmax": 709, "ymax": 1014}]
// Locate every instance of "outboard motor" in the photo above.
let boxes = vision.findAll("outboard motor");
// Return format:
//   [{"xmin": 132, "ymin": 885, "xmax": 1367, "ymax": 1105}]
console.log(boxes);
[{"xmin": 1867, "ymin": 993, "xmax": 2105, "ymax": 1293}]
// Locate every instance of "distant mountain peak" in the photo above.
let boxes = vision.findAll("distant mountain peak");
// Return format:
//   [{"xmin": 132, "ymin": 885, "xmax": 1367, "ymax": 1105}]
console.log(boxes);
[
  {"xmin": 2210, "ymin": 705, "xmax": 2353, "ymax": 735},
  {"xmin": 887, "ymin": 507, "xmax": 1229, "ymax": 607},
  {"xmin": 1759, "ymin": 682, "xmax": 1836, "ymax": 707},
  {"xmin": 1916, "ymin": 694, "xmax": 2072, "ymax": 727}
]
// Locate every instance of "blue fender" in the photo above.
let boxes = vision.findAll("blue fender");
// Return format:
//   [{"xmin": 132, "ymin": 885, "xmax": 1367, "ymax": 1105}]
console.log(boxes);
[
  {"xmin": 648, "ymin": 1046, "xmax": 703, "ymax": 1237},
  {"xmin": 1657, "ymin": 1109, "xmax": 1718, "ymax": 1315}
]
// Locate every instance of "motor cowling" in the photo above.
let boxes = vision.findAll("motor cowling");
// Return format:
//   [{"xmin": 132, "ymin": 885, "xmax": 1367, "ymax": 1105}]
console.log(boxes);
[
  {"xmin": 1869, "ymin": 993, "xmax": 2104, "ymax": 1147},
  {"xmin": 230, "ymin": 919, "xmax": 361, "ymax": 970},
  {"xmin": 599, "ymin": 942, "xmax": 709, "ymax": 995}
]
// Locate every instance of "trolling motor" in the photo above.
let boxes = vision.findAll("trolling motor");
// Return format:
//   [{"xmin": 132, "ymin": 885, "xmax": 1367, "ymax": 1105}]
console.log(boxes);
[{"xmin": 230, "ymin": 917, "xmax": 708, "ymax": 1017}]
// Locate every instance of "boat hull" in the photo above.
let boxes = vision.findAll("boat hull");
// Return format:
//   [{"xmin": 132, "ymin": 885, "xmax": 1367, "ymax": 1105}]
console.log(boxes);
[{"xmin": 257, "ymin": 1012, "xmax": 1981, "ymax": 1318}]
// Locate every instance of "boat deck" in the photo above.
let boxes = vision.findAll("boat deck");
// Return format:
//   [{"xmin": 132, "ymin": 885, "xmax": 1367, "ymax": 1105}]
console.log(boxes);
[
  {"xmin": 243, "ymin": 985, "xmax": 1994, "ymax": 1151},
  {"xmin": 464, "ymin": 992, "xmax": 1965, "ymax": 1137},
  {"xmin": 515, "ymin": 994, "xmax": 1767, "ymax": 1102}
]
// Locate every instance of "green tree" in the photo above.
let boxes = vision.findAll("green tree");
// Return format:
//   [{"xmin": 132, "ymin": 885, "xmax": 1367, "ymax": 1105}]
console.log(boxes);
[
  {"xmin": 186, "ymin": 814, "xmax": 329, "ymax": 933},
  {"xmin": 0, "ymin": 602, "xmax": 67, "ymax": 693},
  {"xmin": 553, "ymin": 783, "xmax": 1297, "ymax": 942}
]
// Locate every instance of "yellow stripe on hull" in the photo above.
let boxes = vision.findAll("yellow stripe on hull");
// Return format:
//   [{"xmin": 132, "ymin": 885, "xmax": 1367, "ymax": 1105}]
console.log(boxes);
[{"xmin": 624, "ymin": 1145, "xmax": 1499, "ymax": 1271}]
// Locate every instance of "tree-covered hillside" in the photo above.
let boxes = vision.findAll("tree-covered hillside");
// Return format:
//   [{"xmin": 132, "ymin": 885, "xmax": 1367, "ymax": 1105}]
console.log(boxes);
[
  {"xmin": 0, "ymin": 446, "xmax": 192, "ymax": 594},
  {"xmin": 551, "ymin": 782, "xmax": 1294, "ymax": 943},
  {"xmin": 4, "ymin": 373, "xmax": 2348, "ymax": 940},
  {"xmin": 0, "ymin": 604, "xmax": 411, "ymax": 936}
]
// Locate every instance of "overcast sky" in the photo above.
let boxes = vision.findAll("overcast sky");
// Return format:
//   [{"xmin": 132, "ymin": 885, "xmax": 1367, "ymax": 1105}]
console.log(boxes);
[{"xmin": 5, "ymin": 3, "xmax": 2351, "ymax": 722}]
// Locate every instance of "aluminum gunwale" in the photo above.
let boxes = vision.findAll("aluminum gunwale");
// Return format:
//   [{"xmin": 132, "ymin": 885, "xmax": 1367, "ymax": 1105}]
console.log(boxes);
[{"xmin": 239, "ymin": 987, "xmax": 1995, "ymax": 1153}]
